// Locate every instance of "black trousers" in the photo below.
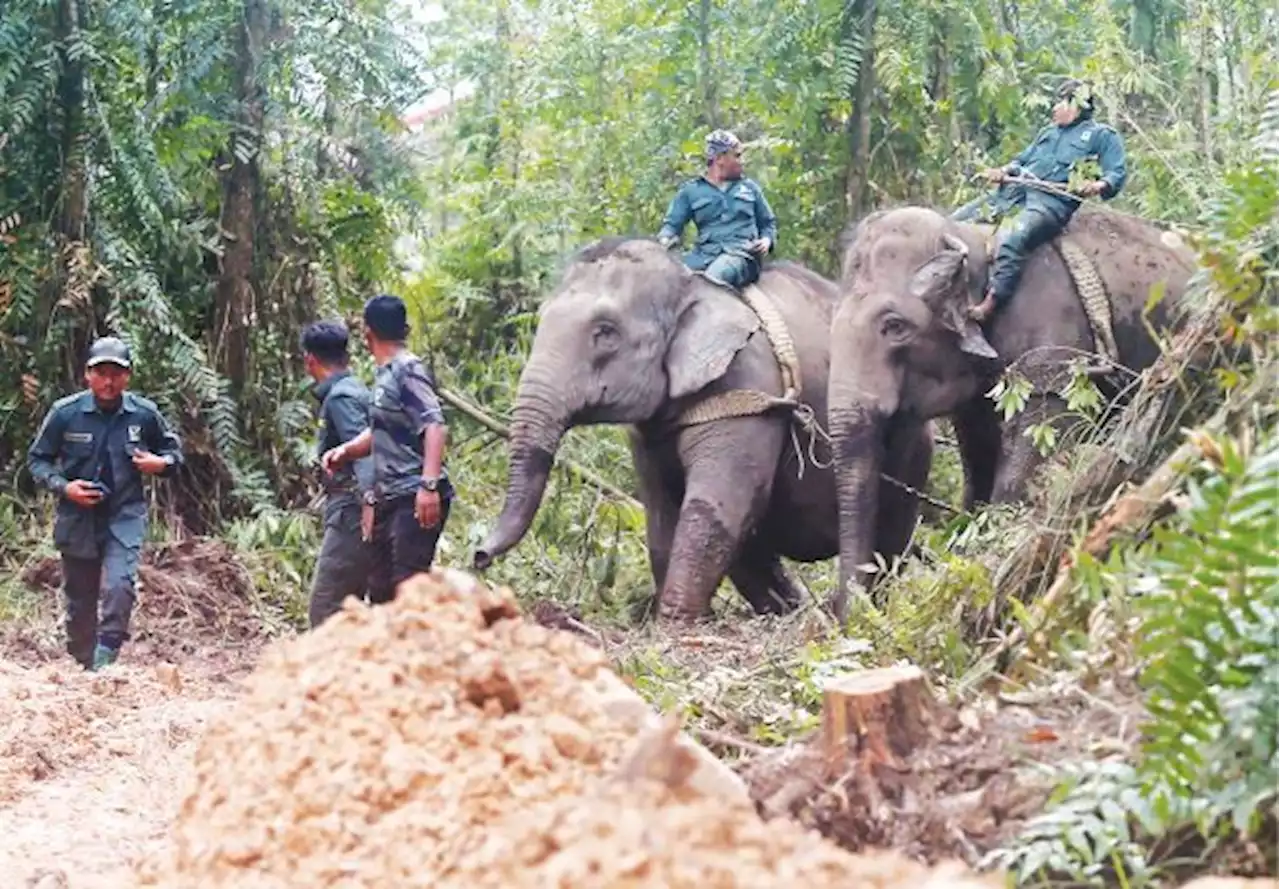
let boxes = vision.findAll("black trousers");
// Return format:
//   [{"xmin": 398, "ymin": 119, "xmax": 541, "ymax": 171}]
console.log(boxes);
[
  {"xmin": 308, "ymin": 501, "xmax": 373, "ymax": 629},
  {"xmin": 367, "ymin": 493, "xmax": 452, "ymax": 605},
  {"xmin": 61, "ymin": 534, "xmax": 141, "ymax": 668}
]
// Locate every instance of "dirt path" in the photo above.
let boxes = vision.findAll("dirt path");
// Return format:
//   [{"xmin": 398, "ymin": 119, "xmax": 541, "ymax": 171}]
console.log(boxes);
[{"xmin": 0, "ymin": 650, "xmax": 253, "ymax": 887}]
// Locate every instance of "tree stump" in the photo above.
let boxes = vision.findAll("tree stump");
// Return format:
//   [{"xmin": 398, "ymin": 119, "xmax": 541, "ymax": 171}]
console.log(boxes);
[{"xmin": 820, "ymin": 665, "xmax": 936, "ymax": 776}]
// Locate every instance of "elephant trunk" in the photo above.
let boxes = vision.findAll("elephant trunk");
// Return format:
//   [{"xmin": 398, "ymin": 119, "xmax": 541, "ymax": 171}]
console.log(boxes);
[
  {"xmin": 829, "ymin": 401, "xmax": 885, "ymax": 625},
  {"xmin": 474, "ymin": 380, "xmax": 568, "ymax": 570}
]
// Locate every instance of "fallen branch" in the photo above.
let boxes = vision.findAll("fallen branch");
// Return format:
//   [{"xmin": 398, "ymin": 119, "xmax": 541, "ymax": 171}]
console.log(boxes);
[
  {"xmin": 991, "ymin": 297, "xmax": 1224, "ymax": 605},
  {"xmin": 983, "ymin": 402, "xmax": 1231, "ymax": 672},
  {"xmin": 437, "ymin": 385, "xmax": 643, "ymax": 511},
  {"xmin": 691, "ymin": 726, "xmax": 772, "ymax": 757}
]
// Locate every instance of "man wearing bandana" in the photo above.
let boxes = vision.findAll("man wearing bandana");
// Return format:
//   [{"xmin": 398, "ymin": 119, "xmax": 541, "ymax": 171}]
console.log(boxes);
[{"xmin": 656, "ymin": 129, "xmax": 779, "ymax": 290}]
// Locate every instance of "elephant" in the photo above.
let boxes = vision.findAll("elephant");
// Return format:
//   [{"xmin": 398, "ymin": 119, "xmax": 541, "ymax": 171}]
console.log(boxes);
[
  {"xmin": 473, "ymin": 236, "xmax": 933, "ymax": 621},
  {"xmin": 827, "ymin": 205, "xmax": 1196, "ymax": 619}
]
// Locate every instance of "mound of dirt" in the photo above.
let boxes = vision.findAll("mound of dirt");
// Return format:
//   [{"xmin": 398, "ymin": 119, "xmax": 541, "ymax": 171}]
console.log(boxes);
[
  {"xmin": 138, "ymin": 568, "xmax": 1001, "ymax": 888},
  {"xmin": 15, "ymin": 538, "xmax": 261, "ymax": 663}
]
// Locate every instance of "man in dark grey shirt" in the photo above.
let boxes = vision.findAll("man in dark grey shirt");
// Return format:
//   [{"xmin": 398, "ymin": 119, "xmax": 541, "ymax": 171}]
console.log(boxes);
[
  {"xmin": 322, "ymin": 294, "xmax": 454, "ymax": 604},
  {"xmin": 301, "ymin": 320, "xmax": 375, "ymax": 628}
]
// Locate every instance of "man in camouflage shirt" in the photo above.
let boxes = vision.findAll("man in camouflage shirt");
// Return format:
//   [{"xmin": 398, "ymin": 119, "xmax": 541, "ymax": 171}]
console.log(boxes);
[
  {"xmin": 26, "ymin": 337, "xmax": 184, "ymax": 670},
  {"xmin": 301, "ymin": 319, "xmax": 375, "ymax": 627},
  {"xmin": 322, "ymin": 294, "xmax": 454, "ymax": 604},
  {"xmin": 656, "ymin": 129, "xmax": 778, "ymax": 290}
]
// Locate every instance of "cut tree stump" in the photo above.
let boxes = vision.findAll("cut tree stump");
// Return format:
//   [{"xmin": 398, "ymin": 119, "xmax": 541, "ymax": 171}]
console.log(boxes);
[{"xmin": 820, "ymin": 665, "xmax": 937, "ymax": 776}]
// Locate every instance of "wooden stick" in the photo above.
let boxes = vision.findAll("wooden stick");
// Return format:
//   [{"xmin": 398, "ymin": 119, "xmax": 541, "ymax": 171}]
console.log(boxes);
[{"xmin": 436, "ymin": 385, "xmax": 643, "ymax": 510}]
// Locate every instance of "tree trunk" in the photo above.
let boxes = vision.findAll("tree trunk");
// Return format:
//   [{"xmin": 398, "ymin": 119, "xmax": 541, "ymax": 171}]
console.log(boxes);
[
  {"xmin": 927, "ymin": 10, "xmax": 959, "ymax": 170},
  {"xmin": 820, "ymin": 666, "xmax": 936, "ymax": 776},
  {"xmin": 54, "ymin": 0, "xmax": 93, "ymax": 383},
  {"xmin": 214, "ymin": 0, "xmax": 267, "ymax": 392},
  {"xmin": 844, "ymin": 0, "xmax": 877, "ymax": 220},
  {"xmin": 697, "ymin": 0, "xmax": 718, "ymax": 128}
]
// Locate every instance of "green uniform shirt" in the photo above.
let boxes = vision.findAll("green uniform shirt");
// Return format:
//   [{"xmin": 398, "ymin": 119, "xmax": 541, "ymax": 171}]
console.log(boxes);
[
  {"xmin": 313, "ymin": 370, "xmax": 375, "ymax": 516},
  {"xmin": 27, "ymin": 390, "xmax": 183, "ymax": 559},
  {"xmin": 1000, "ymin": 117, "xmax": 1128, "ymax": 219},
  {"xmin": 657, "ymin": 175, "xmax": 778, "ymax": 265}
]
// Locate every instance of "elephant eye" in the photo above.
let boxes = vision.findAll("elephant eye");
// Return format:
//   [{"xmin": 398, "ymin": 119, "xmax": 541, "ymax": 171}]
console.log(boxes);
[
  {"xmin": 591, "ymin": 321, "xmax": 620, "ymax": 352},
  {"xmin": 880, "ymin": 315, "xmax": 913, "ymax": 341}
]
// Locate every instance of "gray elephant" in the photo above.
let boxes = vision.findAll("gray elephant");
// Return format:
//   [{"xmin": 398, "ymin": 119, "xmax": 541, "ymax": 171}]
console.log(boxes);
[
  {"xmin": 473, "ymin": 237, "xmax": 932, "ymax": 621},
  {"xmin": 827, "ymin": 206, "xmax": 1196, "ymax": 619}
]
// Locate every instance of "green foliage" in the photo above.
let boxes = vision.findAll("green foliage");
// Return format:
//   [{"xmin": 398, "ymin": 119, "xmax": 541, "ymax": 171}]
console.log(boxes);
[
  {"xmin": 0, "ymin": 0, "xmax": 430, "ymax": 526},
  {"xmin": 1137, "ymin": 430, "xmax": 1279, "ymax": 835},
  {"xmin": 986, "ymin": 428, "xmax": 1279, "ymax": 887}
]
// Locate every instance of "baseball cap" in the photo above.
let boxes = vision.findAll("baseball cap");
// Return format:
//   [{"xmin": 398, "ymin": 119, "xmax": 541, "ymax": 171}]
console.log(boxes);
[{"xmin": 85, "ymin": 336, "xmax": 132, "ymax": 369}]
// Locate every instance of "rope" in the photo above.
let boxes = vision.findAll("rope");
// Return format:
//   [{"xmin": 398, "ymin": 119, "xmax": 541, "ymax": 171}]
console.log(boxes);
[
  {"xmin": 739, "ymin": 282, "xmax": 802, "ymax": 402},
  {"xmin": 1057, "ymin": 238, "xmax": 1119, "ymax": 365},
  {"xmin": 675, "ymin": 389, "xmax": 794, "ymax": 426}
]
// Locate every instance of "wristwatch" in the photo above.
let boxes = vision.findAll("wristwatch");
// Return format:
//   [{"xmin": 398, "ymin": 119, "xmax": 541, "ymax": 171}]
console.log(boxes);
[{"xmin": 419, "ymin": 476, "xmax": 440, "ymax": 493}]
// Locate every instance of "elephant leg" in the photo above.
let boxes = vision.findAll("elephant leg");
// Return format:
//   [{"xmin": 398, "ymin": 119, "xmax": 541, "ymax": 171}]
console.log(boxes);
[
  {"xmin": 870, "ymin": 420, "xmax": 933, "ymax": 601},
  {"xmin": 992, "ymin": 393, "xmax": 1070, "ymax": 503},
  {"xmin": 728, "ymin": 544, "xmax": 804, "ymax": 615},
  {"xmin": 629, "ymin": 431, "xmax": 682, "ymax": 592},
  {"xmin": 952, "ymin": 395, "xmax": 1003, "ymax": 508},
  {"xmin": 658, "ymin": 423, "xmax": 780, "ymax": 621}
]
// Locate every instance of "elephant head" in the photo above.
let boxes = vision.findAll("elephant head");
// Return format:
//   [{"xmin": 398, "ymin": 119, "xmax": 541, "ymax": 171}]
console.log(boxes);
[
  {"xmin": 827, "ymin": 207, "xmax": 998, "ymax": 617},
  {"xmin": 474, "ymin": 237, "xmax": 761, "ymax": 569}
]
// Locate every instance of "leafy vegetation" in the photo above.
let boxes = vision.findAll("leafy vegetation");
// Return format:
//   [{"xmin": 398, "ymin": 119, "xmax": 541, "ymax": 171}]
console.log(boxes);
[{"xmin": 0, "ymin": 0, "xmax": 1276, "ymax": 884}]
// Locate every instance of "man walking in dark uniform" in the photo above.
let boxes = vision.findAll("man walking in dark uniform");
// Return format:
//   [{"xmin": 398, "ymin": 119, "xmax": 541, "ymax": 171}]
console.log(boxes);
[
  {"xmin": 27, "ymin": 336, "xmax": 184, "ymax": 670},
  {"xmin": 300, "ymin": 320, "xmax": 375, "ymax": 628},
  {"xmin": 321, "ymin": 294, "xmax": 454, "ymax": 604}
]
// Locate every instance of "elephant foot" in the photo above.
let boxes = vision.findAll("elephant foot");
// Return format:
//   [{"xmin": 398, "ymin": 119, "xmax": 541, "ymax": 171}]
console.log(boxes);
[
  {"xmin": 656, "ymin": 594, "xmax": 713, "ymax": 623},
  {"xmin": 729, "ymin": 551, "xmax": 804, "ymax": 616}
]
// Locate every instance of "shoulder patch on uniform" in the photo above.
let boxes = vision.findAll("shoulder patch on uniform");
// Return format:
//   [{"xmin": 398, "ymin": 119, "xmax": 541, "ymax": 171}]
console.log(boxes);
[
  {"xmin": 52, "ymin": 392, "xmax": 86, "ymax": 411},
  {"xmin": 125, "ymin": 392, "xmax": 159, "ymax": 412}
]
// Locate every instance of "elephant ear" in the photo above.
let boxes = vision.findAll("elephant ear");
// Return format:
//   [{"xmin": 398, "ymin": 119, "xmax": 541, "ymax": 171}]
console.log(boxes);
[
  {"xmin": 665, "ymin": 286, "xmax": 762, "ymax": 400},
  {"xmin": 912, "ymin": 233, "xmax": 998, "ymax": 361}
]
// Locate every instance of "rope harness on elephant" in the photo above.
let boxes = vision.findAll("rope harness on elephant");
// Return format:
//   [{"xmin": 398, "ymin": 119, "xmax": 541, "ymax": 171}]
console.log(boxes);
[
  {"xmin": 1056, "ymin": 238, "xmax": 1119, "ymax": 366},
  {"xmin": 668, "ymin": 276, "xmax": 957, "ymax": 512},
  {"xmin": 673, "ymin": 279, "xmax": 833, "ymax": 478},
  {"xmin": 976, "ymin": 218, "xmax": 1120, "ymax": 368}
]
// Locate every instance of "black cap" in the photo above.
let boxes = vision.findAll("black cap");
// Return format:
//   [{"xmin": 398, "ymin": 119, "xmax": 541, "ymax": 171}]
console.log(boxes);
[
  {"xmin": 85, "ymin": 336, "xmax": 132, "ymax": 369},
  {"xmin": 1056, "ymin": 78, "xmax": 1095, "ymax": 111},
  {"xmin": 363, "ymin": 293, "xmax": 410, "ymax": 341}
]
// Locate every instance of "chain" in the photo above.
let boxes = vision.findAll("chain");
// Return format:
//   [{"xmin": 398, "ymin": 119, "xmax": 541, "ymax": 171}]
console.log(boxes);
[{"xmin": 877, "ymin": 470, "xmax": 963, "ymax": 516}]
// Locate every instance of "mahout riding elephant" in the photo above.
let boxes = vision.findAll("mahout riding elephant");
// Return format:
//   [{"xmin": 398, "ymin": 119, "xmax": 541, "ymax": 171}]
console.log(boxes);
[
  {"xmin": 473, "ymin": 236, "xmax": 933, "ymax": 621},
  {"xmin": 827, "ymin": 205, "xmax": 1196, "ymax": 619}
]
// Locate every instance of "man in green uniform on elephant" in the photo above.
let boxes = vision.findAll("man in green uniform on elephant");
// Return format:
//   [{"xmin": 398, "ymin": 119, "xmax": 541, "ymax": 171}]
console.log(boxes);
[
  {"xmin": 656, "ymin": 129, "xmax": 778, "ymax": 290},
  {"xmin": 954, "ymin": 78, "xmax": 1128, "ymax": 322}
]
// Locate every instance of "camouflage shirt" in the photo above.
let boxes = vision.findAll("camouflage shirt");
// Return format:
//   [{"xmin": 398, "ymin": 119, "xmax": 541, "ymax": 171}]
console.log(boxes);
[{"xmin": 370, "ymin": 351, "xmax": 453, "ymax": 502}]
